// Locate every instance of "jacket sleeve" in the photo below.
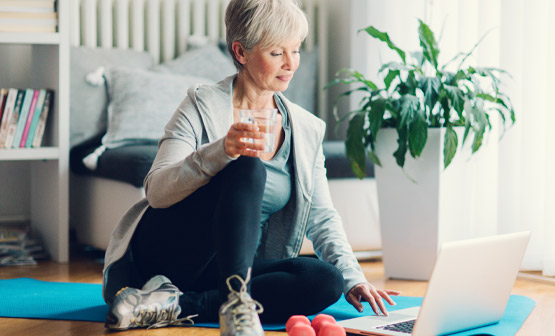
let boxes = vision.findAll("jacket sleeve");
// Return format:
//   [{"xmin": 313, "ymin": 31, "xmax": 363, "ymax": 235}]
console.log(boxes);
[
  {"xmin": 305, "ymin": 129, "xmax": 368, "ymax": 294},
  {"xmin": 144, "ymin": 94, "xmax": 235, "ymax": 208}
]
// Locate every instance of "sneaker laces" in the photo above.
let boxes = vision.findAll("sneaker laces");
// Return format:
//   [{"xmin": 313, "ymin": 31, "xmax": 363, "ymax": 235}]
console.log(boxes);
[
  {"xmin": 129, "ymin": 302, "xmax": 197, "ymax": 329},
  {"xmin": 220, "ymin": 268, "xmax": 264, "ymax": 331}
]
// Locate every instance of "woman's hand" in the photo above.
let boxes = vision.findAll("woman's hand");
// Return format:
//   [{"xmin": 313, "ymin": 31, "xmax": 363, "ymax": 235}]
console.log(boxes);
[
  {"xmin": 224, "ymin": 122, "xmax": 266, "ymax": 158},
  {"xmin": 346, "ymin": 282, "xmax": 401, "ymax": 316}
]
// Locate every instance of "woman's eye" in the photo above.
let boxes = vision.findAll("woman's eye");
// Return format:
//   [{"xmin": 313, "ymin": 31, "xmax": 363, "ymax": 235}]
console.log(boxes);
[{"xmin": 271, "ymin": 52, "xmax": 282, "ymax": 56}]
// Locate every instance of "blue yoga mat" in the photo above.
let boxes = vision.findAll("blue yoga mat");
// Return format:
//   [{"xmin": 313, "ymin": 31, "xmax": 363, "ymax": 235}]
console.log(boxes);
[{"xmin": 0, "ymin": 278, "xmax": 535, "ymax": 335}]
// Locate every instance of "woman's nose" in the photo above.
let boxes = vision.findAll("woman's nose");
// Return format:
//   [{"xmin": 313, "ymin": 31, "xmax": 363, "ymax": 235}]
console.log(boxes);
[{"xmin": 283, "ymin": 53, "xmax": 298, "ymax": 71}]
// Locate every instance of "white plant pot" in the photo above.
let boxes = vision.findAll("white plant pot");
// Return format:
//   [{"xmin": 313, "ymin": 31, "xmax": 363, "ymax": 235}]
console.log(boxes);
[{"xmin": 374, "ymin": 127, "xmax": 498, "ymax": 280}]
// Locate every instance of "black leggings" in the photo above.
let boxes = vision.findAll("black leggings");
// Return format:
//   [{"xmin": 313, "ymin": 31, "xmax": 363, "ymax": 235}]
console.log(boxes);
[{"xmin": 131, "ymin": 156, "xmax": 343, "ymax": 323}]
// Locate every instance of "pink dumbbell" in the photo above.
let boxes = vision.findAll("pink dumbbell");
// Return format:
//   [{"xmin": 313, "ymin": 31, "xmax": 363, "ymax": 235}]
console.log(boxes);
[
  {"xmin": 312, "ymin": 314, "xmax": 346, "ymax": 336},
  {"xmin": 311, "ymin": 314, "xmax": 336, "ymax": 335},
  {"xmin": 287, "ymin": 315, "xmax": 315, "ymax": 336},
  {"xmin": 318, "ymin": 321, "xmax": 346, "ymax": 336}
]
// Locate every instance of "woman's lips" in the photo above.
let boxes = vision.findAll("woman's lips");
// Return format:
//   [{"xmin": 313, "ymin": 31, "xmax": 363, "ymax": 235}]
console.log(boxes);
[{"xmin": 277, "ymin": 75, "xmax": 292, "ymax": 82}]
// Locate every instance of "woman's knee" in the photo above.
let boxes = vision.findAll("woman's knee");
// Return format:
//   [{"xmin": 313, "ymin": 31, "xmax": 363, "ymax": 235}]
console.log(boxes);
[
  {"xmin": 220, "ymin": 156, "xmax": 266, "ymax": 191},
  {"xmin": 294, "ymin": 258, "xmax": 344, "ymax": 304},
  {"xmin": 314, "ymin": 261, "xmax": 344, "ymax": 303}
]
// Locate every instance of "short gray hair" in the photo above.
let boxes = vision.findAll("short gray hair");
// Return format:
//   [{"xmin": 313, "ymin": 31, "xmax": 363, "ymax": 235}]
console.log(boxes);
[{"xmin": 225, "ymin": 0, "xmax": 309, "ymax": 70}]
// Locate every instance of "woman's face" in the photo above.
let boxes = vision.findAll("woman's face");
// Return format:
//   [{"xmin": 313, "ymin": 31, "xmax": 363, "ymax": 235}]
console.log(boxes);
[{"xmin": 240, "ymin": 39, "xmax": 301, "ymax": 93}]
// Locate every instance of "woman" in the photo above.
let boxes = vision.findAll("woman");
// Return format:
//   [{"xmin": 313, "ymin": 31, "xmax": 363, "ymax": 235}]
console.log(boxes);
[{"xmin": 103, "ymin": 0, "xmax": 400, "ymax": 333}]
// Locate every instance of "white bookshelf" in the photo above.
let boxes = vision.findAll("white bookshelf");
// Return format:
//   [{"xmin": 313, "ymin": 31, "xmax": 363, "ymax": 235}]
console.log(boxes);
[
  {"xmin": 0, "ymin": 1, "xmax": 69, "ymax": 262},
  {"xmin": 0, "ymin": 32, "xmax": 61, "ymax": 45}
]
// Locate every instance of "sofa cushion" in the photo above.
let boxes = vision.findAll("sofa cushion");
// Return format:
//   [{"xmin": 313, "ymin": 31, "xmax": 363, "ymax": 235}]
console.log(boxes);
[
  {"xmin": 71, "ymin": 137, "xmax": 157, "ymax": 187},
  {"xmin": 71, "ymin": 140, "xmax": 373, "ymax": 188}
]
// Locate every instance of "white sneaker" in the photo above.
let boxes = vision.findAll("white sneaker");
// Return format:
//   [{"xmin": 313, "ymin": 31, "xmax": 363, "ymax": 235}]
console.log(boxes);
[
  {"xmin": 219, "ymin": 268, "xmax": 264, "ymax": 336},
  {"xmin": 106, "ymin": 275, "xmax": 197, "ymax": 330}
]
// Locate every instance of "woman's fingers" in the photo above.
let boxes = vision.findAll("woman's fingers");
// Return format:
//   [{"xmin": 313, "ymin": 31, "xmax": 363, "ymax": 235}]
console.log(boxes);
[
  {"xmin": 345, "ymin": 291, "xmax": 364, "ymax": 313},
  {"xmin": 347, "ymin": 283, "xmax": 402, "ymax": 316},
  {"xmin": 364, "ymin": 287, "xmax": 387, "ymax": 316},
  {"xmin": 225, "ymin": 123, "xmax": 265, "ymax": 157},
  {"xmin": 382, "ymin": 289, "xmax": 402, "ymax": 305}
]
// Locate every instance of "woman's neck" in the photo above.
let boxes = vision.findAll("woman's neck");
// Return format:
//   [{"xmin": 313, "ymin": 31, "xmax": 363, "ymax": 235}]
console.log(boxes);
[{"xmin": 233, "ymin": 72, "xmax": 276, "ymax": 109}]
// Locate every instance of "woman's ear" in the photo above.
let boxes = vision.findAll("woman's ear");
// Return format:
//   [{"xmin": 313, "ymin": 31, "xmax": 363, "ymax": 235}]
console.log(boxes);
[{"xmin": 232, "ymin": 41, "xmax": 248, "ymax": 65}]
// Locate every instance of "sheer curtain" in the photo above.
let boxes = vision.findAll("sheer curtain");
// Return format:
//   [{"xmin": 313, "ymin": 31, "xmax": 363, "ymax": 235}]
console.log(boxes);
[
  {"xmin": 427, "ymin": 0, "xmax": 555, "ymax": 276},
  {"xmin": 497, "ymin": 0, "xmax": 555, "ymax": 276}
]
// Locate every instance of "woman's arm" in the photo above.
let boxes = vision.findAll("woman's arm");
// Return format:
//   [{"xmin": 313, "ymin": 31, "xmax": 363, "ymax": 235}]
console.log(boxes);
[
  {"xmin": 305, "ymin": 134, "xmax": 400, "ymax": 315},
  {"xmin": 144, "ymin": 96, "xmax": 235, "ymax": 208}
]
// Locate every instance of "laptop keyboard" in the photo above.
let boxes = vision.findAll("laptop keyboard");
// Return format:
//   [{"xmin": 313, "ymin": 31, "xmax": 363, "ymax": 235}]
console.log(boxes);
[{"xmin": 376, "ymin": 319, "xmax": 415, "ymax": 334}]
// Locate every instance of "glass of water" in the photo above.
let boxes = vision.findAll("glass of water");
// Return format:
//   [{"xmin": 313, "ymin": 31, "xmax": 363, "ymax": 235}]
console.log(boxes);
[{"xmin": 239, "ymin": 108, "xmax": 278, "ymax": 153}]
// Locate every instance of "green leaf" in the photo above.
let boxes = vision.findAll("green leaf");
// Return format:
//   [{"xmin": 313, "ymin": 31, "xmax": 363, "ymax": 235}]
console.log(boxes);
[
  {"xmin": 369, "ymin": 98, "xmax": 387, "ymax": 139},
  {"xmin": 471, "ymin": 67, "xmax": 501, "ymax": 92},
  {"xmin": 384, "ymin": 70, "xmax": 400, "ymax": 90},
  {"xmin": 379, "ymin": 62, "xmax": 411, "ymax": 73},
  {"xmin": 399, "ymin": 95, "xmax": 420, "ymax": 128},
  {"xmin": 463, "ymin": 118, "xmax": 471, "ymax": 145},
  {"xmin": 443, "ymin": 125, "xmax": 458, "ymax": 168},
  {"xmin": 493, "ymin": 106, "xmax": 507, "ymax": 126},
  {"xmin": 419, "ymin": 76, "xmax": 441, "ymax": 110},
  {"xmin": 410, "ymin": 50, "xmax": 425, "ymax": 67},
  {"xmin": 360, "ymin": 26, "xmax": 406, "ymax": 64},
  {"xmin": 408, "ymin": 111, "xmax": 428, "ymax": 157},
  {"xmin": 496, "ymin": 92, "xmax": 516, "ymax": 124},
  {"xmin": 418, "ymin": 19, "xmax": 440, "ymax": 69},
  {"xmin": 367, "ymin": 150, "xmax": 382, "ymax": 167},
  {"xmin": 393, "ymin": 126, "xmax": 408, "ymax": 168},
  {"xmin": 439, "ymin": 94, "xmax": 451, "ymax": 124},
  {"xmin": 462, "ymin": 99, "xmax": 472, "ymax": 145},
  {"xmin": 443, "ymin": 84, "xmax": 465, "ymax": 116},
  {"xmin": 470, "ymin": 102, "xmax": 488, "ymax": 153},
  {"xmin": 330, "ymin": 86, "xmax": 373, "ymax": 121},
  {"xmin": 345, "ymin": 112, "xmax": 367, "ymax": 179},
  {"xmin": 337, "ymin": 68, "xmax": 380, "ymax": 90}
]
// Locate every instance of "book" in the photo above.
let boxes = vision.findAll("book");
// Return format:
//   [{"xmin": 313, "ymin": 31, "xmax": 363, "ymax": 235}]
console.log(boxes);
[
  {"xmin": 0, "ymin": 24, "xmax": 56, "ymax": 33},
  {"xmin": 12, "ymin": 88, "xmax": 34, "ymax": 148},
  {"xmin": 3, "ymin": 89, "xmax": 24, "ymax": 148},
  {"xmin": 0, "ymin": 88, "xmax": 17, "ymax": 147},
  {"xmin": 20, "ymin": 89, "xmax": 39, "ymax": 147},
  {"xmin": 0, "ymin": 225, "xmax": 28, "ymax": 243},
  {"xmin": 0, "ymin": 0, "xmax": 56, "ymax": 10},
  {"xmin": 0, "ymin": 11, "xmax": 57, "ymax": 19},
  {"xmin": 31, "ymin": 89, "xmax": 52, "ymax": 148},
  {"xmin": 25, "ymin": 88, "xmax": 46, "ymax": 147},
  {"xmin": 0, "ymin": 0, "xmax": 55, "ymax": 6},
  {"xmin": 0, "ymin": 222, "xmax": 48, "ymax": 266},
  {"xmin": 0, "ymin": 88, "xmax": 7, "ymax": 128}
]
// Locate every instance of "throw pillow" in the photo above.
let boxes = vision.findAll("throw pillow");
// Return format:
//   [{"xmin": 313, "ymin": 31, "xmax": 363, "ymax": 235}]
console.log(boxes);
[
  {"xmin": 151, "ymin": 44, "xmax": 237, "ymax": 82},
  {"xmin": 70, "ymin": 46, "xmax": 154, "ymax": 147},
  {"xmin": 101, "ymin": 67, "xmax": 211, "ymax": 148}
]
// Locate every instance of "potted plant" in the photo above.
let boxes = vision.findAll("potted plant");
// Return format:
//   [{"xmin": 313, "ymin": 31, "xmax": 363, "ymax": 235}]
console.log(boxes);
[{"xmin": 326, "ymin": 20, "xmax": 515, "ymax": 280}]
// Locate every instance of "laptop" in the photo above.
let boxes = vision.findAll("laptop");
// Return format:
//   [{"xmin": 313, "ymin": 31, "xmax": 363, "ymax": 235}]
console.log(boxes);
[{"xmin": 338, "ymin": 231, "xmax": 531, "ymax": 336}]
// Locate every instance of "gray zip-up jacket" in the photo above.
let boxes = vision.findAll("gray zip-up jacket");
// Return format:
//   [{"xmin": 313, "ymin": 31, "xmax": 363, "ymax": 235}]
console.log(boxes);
[{"xmin": 102, "ymin": 75, "xmax": 367, "ymax": 304}]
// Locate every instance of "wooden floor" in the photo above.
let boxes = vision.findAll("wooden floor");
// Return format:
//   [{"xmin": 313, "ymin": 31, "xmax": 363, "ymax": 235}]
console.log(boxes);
[{"xmin": 1, "ymin": 249, "xmax": 554, "ymax": 336}]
